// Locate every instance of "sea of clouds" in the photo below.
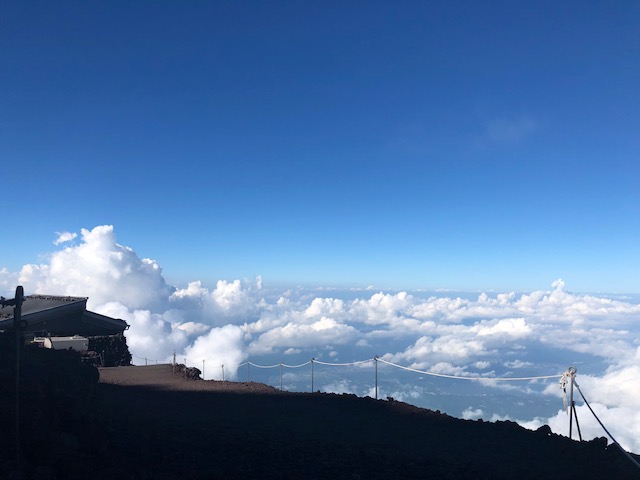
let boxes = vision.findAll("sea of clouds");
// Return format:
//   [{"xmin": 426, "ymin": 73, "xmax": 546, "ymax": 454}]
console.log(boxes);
[{"xmin": 2, "ymin": 225, "xmax": 639, "ymax": 453}]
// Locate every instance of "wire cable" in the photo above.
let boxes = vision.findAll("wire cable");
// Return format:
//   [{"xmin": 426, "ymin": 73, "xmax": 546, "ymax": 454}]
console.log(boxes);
[{"xmin": 574, "ymin": 382, "xmax": 640, "ymax": 471}]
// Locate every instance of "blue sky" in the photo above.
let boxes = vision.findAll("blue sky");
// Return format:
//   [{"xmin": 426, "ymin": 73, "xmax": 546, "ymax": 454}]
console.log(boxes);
[{"xmin": 2, "ymin": 1, "xmax": 639, "ymax": 292}]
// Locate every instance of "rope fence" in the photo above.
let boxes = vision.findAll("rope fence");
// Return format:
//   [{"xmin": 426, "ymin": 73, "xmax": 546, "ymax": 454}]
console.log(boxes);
[{"xmin": 135, "ymin": 352, "xmax": 563, "ymax": 399}]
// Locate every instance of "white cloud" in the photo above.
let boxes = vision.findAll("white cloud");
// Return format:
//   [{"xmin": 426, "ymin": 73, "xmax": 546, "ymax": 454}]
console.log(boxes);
[
  {"xmin": 350, "ymin": 291, "xmax": 413, "ymax": 325},
  {"xmin": 249, "ymin": 316, "xmax": 358, "ymax": 355},
  {"xmin": 20, "ymin": 225, "xmax": 174, "ymax": 310},
  {"xmin": 4, "ymin": 226, "xmax": 640, "ymax": 453},
  {"xmin": 0, "ymin": 267, "xmax": 19, "ymax": 295},
  {"xmin": 474, "ymin": 361, "xmax": 491, "ymax": 369},
  {"xmin": 504, "ymin": 360, "xmax": 533, "ymax": 369},
  {"xmin": 474, "ymin": 318, "xmax": 532, "ymax": 338},
  {"xmin": 95, "ymin": 301, "xmax": 189, "ymax": 364},
  {"xmin": 462, "ymin": 407, "xmax": 484, "ymax": 420},
  {"xmin": 183, "ymin": 325, "xmax": 247, "ymax": 380},
  {"xmin": 53, "ymin": 231, "xmax": 77, "ymax": 245},
  {"xmin": 322, "ymin": 379, "xmax": 357, "ymax": 395}
]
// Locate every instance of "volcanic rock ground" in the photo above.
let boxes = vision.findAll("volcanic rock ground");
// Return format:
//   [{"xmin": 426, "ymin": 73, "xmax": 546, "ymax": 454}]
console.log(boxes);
[
  {"xmin": 93, "ymin": 364, "xmax": 638, "ymax": 479},
  {"xmin": 2, "ymin": 351, "xmax": 639, "ymax": 480}
]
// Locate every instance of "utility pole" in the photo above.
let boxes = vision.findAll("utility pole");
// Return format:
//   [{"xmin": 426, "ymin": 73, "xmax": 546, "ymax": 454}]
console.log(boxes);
[{"xmin": 1, "ymin": 286, "xmax": 27, "ymax": 465}]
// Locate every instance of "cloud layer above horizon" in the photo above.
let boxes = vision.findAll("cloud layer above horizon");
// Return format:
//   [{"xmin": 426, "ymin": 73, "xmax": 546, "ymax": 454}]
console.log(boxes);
[{"xmin": 2, "ymin": 225, "xmax": 640, "ymax": 453}]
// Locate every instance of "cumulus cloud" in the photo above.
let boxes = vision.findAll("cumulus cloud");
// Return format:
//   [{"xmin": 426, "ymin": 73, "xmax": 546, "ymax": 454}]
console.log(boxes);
[
  {"xmin": 183, "ymin": 325, "xmax": 247, "ymax": 380},
  {"xmin": 53, "ymin": 231, "xmax": 78, "ymax": 245},
  {"xmin": 474, "ymin": 318, "xmax": 532, "ymax": 338},
  {"xmin": 462, "ymin": 407, "xmax": 484, "ymax": 420},
  {"xmin": 20, "ymin": 226, "xmax": 174, "ymax": 310},
  {"xmin": 322, "ymin": 379, "xmax": 357, "ymax": 395},
  {"xmin": 3, "ymin": 226, "xmax": 640, "ymax": 452},
  {"xmin": 249, "ymin": 316, "xmax": 358, "ymax": 355}
]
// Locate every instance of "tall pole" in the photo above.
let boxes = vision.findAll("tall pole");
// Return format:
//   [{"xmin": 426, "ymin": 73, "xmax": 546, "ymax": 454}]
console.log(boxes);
[
  {"xmin": 280, "ymin": 363, "xmax": 283, "ymax": 391},
  {"xmin": 202, "ymin": 359, "xmax": 205, "ymax": 380},
  {"xmin": 568, "ymin": 366, "xmax": 577, "ymax": 440},
  {"xmin": 222, "ymin": 364, "xmax": 225, "ymax": 381},
  {"xmin": 2, "ymin": 286, "xmax": 27, "ymax": 465},
  {"xmin": 374, "ymin": 356, "xmax": 378, "ymax": 400},
  {"xmin": 15, "ymin": 286, "xmax": 23, "ymax": 465},
  {"xmin": 311, "ymin": 358, "xmax": 315, "ymax": 393}
]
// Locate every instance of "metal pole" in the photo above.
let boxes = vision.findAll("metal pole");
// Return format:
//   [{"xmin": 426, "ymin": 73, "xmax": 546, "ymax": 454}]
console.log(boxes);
[
  {"xmin": 202, "ymin": 359, "xmax": 205, "ymax": 380},
  {"xmin": 280, "ymin": 363, "xmax": 283, "ymax": 391},
  {"xmin": 222, "ymin": 364, "xmax": 225, "ymax": 381},
  {"xmin": 145, "ymin": 357, "xmax": 148, "ymax": 366},
  {"xmin": 173, "ymin": 351, "xmax": 176, "ymax": 373},
  {"xmin": 568, "ymin": 366, "xmax": 577, "ymax": 440},
  {"xmin": 374, "ymin": 356, "xmax": 378, "ymax": 400},
  {"xmin": 247, "ymin": 362, "xmax": 250, "ymax": 382},
  {"xmin": 311, "ymin": 358, "xmax": 315, "ymax": 393}
]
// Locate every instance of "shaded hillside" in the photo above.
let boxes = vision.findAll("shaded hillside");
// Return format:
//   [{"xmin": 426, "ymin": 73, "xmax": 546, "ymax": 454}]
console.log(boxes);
[{"xmin": 1, "ymin": 343, "xmax": 639, "ymax": 479}]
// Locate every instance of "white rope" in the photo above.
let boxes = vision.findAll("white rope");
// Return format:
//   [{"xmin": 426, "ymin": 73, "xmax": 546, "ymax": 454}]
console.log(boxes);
[
  {"xmin": 136, "ymin": 354, "xmax": 560, "ymax": 381},
  {"xmin": 248, "ymin": 361, "xmax": 281, "ymax": 369},
  {"xmin": 313, "ymin": 359, "xmax": 374, "ymax": 367},
  {"xmin": 282, "ymin": 361, "xmax": 312, "ymax": 368},
  {"xmin": 377, "ymin": 358, "xmax": 561, "ymax": 382}
]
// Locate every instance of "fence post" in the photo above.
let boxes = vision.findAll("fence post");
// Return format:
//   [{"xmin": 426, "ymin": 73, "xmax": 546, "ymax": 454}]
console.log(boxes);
[
  {"xmin": 311, "ymin": 358, "xmax": 315, "ymax": 393},
  {"xmin": 374, "ymin": 355, "xmax": 379, "ymax": 400}
]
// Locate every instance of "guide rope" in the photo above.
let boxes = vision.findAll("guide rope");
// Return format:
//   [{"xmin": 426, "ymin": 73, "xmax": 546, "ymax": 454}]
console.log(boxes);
[
  {"xmin": 313, "ymin": 359, "xmax": 373, "ymax": 367},
  {"xmin": 282, "ymin": 361, "xmax": 312, "ymax": 368},
  {"xmin": 574, "ymin": 381, "xmax": 640, "ymax": 471},
  {"xmin": 376, "ymin": 358, "xmax": 561, "ymax": 381}
]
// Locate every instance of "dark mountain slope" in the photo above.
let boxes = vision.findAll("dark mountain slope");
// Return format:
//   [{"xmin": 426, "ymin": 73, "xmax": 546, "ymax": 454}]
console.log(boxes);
[{"xmin": 1, "ymin": 345, "xmax": 638, "ymax": 479}]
